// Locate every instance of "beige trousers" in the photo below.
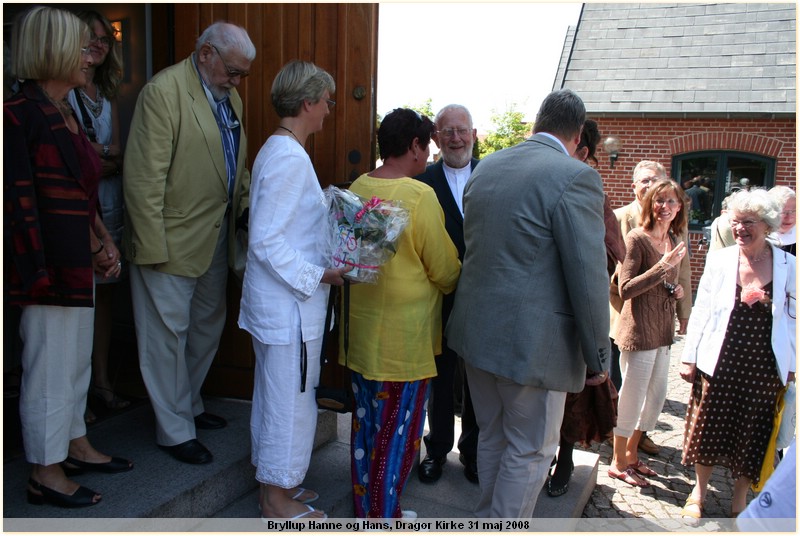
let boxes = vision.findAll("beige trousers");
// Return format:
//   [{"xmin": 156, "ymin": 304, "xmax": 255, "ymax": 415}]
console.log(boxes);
[
  {"xmin": 130, "ymin": 220, "xmax": 229, "ymax": 446},
  {"xmin": 466, "ymin": 363, "xmax": 566, "ymax": 518}
]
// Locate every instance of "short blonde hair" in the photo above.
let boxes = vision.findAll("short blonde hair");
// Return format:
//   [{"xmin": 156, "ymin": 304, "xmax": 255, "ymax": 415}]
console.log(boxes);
[
  {"xmin": 12, "ymin": 7, "xmax": 89, "ymax": 83},
  {"xmin": 271, "ymin": 60, "xmax": 335, "ymax": 118}
]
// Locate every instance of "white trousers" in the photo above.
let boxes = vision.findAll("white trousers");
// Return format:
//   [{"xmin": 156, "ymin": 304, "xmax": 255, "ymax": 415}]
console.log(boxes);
[
  {"xmin": 466, "ymin": 363, "xmax": 566, "ymax": 518},
  {"xmin": 250, "ymin": 306, "xmax": 321, "ymax": 487},
  {"xmin": 614, "ymin": 346, "xmax": 671, "ymax": 437},
  {"xmin": 19, "ymin": 304, "xmax": 93, "ymax": 465},
  {"xmin": 129, "ymin": 220, "xmax": 229, "ymax": 446}
]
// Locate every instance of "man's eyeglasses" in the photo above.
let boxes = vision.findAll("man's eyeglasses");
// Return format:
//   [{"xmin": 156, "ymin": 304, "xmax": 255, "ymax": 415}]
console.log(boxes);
[
  {"xmin": 730, "ymin": 219, "xmax": 761, "ymax": 229},
  {"xmin": 326, "ymin": 99, "xmax": 335, "ymax": 108},
  {"xmin": 90, "ymin": 34, "xmax": 113, "ymax": 48},
  {"xmin": 437, "ymin": 127, "xmax": 471, "ymax": 139},
  {"xmin": 210, "ymin": 44, "xmax": 250, "ymax": 79},
  {"xmin": 781, "ymin": 210, "xmax": 796, "ymax": 216}
]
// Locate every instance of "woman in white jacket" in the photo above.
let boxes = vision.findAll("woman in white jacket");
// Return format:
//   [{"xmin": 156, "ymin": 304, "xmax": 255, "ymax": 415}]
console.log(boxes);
[
  {"xmin": 679, "ymin": 188, "xmax": 795, "ymax": 522},
  {"xmin": 239, "ymin": 61, "xmax": 349, "ymax": 520}
]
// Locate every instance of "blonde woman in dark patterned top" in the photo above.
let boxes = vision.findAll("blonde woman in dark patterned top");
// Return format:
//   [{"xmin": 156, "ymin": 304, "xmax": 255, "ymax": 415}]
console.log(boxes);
[
  {"xmin": 608, "ymin": 179, "xmax": 687, "ymax": 488},
  {"xmin": 679, "ymin": 188, "xmax": 795, "ymax": 522}
]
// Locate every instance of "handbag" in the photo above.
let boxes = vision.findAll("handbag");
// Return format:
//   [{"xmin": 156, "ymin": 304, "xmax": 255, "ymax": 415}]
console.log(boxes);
[
  {"xmin": 751, "ymin": 384, "xmax": 787, "ymax": 492},
  {"xmin": 315, "ymin": 285, "xmax": 353, "ymax": 413},
  {"xmin": 776, "ymin": 381, "xmax": 796, "ymax": 450}
]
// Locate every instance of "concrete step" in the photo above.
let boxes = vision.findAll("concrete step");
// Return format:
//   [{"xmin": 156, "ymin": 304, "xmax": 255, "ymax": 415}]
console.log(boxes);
[
  {"xmin": 216, "ymin": 413, "xmax": 599, "ymax": 527},
  {"xmin": 3, "ymin": 397, "xmax": 335, "ymax": 530},
  {"xmin": 4, "ymin": 400, "xmax": 598, "ymax": 531}
]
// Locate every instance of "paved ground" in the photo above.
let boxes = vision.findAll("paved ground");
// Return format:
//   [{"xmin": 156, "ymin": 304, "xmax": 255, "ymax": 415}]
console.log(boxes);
[{"xmin": 577, "ymin": 333, "xmax": 754, "ymax": 530}]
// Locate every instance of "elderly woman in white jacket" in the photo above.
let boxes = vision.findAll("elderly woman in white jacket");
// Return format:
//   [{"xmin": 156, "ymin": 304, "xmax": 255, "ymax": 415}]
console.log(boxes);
[{"xmin": 678, "ymin": 188, "xmax": 795, "ymax": 522}]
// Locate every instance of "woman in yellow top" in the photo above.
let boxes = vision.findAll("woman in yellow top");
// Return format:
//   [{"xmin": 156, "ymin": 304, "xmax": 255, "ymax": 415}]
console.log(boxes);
[{"xmin": 341, "ymin": 108, "xmax": 461, "ymax": 518}]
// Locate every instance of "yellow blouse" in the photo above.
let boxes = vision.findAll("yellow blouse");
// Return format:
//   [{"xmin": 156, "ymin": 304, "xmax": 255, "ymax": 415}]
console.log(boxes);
[{"xmin": 338, "ymin": 175, "xmax": 461, "ymax": 381}]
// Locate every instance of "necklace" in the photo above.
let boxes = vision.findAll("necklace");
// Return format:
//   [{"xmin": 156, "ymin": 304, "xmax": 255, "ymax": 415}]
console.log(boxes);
[
  {"xmin": 740, "ymin": 246, "xmax": 771, "ymax": 264},
  {"xmin": 277, "ymin": 125, "xmax": 301, "ymax": 144},
  {"xmin": 78, "ymin": 88, "xmax": 104, "ymax": 118},
  {"xmin": 39, "ymin": 85, "xmax": 73, "ymax": 118}
]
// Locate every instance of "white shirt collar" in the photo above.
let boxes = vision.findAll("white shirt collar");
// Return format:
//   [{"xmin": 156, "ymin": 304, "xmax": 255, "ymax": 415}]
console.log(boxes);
[
  {"xmin": 537, "ymin": 132, "xmax": 569, "ymax": 155},
  {"xmin": 442, "ymin": 161, "xmax": 472, "ymax": 216}
]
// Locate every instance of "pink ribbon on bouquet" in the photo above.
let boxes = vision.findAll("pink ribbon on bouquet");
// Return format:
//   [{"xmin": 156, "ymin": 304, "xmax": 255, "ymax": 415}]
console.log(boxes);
[{"xmin": 354, "ymin": 196, "xmax": 383, "ymax": 223}]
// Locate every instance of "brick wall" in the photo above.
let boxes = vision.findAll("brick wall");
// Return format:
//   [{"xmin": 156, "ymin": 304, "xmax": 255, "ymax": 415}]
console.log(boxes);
[{"xmin": 591, "ymin": 116, "xmax": 796, "ymax": 294}]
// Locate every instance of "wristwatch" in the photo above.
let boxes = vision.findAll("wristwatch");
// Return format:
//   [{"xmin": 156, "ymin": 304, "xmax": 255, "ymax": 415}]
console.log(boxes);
[{"xmin": 102, "ymin": 145, "xmax": 110, "ymax": 157}]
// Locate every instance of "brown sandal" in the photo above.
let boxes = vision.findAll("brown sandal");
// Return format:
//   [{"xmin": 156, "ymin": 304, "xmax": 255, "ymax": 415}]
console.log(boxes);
[
  {"xmin": 629, "ymin": 460, "xmax": 658, "ymax": 477},
  {"xmin": 681, "ymin": 496, "xmax": 703, "ymax": 521},
  {"xmin": 608, "ymin": 466, "xmax": 650, "ymax": 487}
]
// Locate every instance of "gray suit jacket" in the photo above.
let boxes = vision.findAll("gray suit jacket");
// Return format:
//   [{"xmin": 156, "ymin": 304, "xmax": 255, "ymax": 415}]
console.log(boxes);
[{"xmin": 445, "ymin": 134, "xmax": 611, "ymax": 393}]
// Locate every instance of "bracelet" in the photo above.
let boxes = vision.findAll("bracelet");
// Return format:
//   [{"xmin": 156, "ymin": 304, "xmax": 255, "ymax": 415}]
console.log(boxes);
[
  {"xmin": 91, "ymin": 243, "xmax": 105, "ymax": 255},
  {"xmin": 103, "ymin": 145, "xmax": 110, "ymax": 157}
]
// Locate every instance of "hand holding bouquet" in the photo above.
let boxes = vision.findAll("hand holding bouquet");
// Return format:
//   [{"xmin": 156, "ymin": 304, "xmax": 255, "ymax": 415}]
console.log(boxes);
[{"xmin": 324, "ymin": 186, "xmax": 409, "ymax": 283}]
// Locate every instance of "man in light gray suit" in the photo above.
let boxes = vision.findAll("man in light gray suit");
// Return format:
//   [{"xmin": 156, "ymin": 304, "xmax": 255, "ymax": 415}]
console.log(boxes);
[{"xmin": 445, "ymin": 89, "xmax": 611, "ymax": 518}]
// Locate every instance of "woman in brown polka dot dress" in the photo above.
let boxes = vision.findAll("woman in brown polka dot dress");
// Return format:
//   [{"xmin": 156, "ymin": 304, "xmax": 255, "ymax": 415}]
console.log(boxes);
[{"xmin": 679, "ymin": 189, "xmax": 796, "ymax": 522}]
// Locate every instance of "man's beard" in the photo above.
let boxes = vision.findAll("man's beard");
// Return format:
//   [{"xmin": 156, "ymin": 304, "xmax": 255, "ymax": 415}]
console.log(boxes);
[{"xmin": 442, "ymin": 144, "xmax": 473, "ymax": 168}]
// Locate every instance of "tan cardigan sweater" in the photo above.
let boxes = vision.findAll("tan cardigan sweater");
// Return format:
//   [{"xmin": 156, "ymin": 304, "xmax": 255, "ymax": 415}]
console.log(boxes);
[{"xmin": 615, "ymin": 227, "xmax": 680, "ymax": 351}]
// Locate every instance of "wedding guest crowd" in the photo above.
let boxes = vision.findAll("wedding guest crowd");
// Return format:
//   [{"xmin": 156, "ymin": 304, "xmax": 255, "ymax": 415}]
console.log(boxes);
[{"xmin": 5, "ymin": 5, "xmax": 796, "ymax": 521}]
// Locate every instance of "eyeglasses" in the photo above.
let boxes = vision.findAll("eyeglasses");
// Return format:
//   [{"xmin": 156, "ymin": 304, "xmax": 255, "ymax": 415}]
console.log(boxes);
[
  {"xmin": 325, "ymin": 99, "xmax": 335, "ymax": 108},
  {"xmin": 437, "ymin": 127, "xmax": 472, "ymax": 139},
  {"xmin": 654, "ymin": 198, "xmax": 680, "ymax": 207},
  {"xmin": 730, "ymin": 219, "xmax": 761, "ymax": 229},
  {"xmin": 637, "ymin": 178, "xmax": 655, "ymax": 185},
  {"xmin": 80, "ymin": 47, "xmax": 91, "ymax": 56},
  {"xmin": 782, "ymin": 210, "xmax": 796, "ymax": 216},
  {"xmin": 90, "ymin": 34, "xmax": 113, "ymax": 48},
  {"xmin": 210, "ymin": 44, "xmax": 249, "ymax": 79}
]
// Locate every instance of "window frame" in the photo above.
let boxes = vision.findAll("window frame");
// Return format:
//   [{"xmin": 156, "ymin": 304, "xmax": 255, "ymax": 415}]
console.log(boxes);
[{"xmin": 671, "ymin": 151, "xmax": 776, "ymax": 231}]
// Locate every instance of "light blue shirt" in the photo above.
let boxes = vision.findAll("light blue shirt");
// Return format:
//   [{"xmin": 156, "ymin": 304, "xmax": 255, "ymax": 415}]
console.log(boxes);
[{"xmin": 537, "ymin": 132, "xmax": 569, "ymax": 155}]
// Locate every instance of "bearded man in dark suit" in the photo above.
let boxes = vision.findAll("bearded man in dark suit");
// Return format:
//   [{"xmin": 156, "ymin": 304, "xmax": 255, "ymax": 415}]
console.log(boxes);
[{"xmin": 415, "ymin": 104, "xmax": 480, "ymax": 485}]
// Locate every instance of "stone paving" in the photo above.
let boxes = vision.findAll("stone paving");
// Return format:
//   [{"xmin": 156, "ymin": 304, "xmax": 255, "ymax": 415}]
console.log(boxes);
[{"xmin": 577, "ymin": 333, "xmax": 756, "ymax": 530}]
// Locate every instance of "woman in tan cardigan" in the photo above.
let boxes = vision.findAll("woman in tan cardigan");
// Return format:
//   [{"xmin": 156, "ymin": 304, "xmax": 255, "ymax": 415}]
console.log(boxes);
[{"xmin": 608, "ymin": 179, "xmax": 687, "ymax": 487}]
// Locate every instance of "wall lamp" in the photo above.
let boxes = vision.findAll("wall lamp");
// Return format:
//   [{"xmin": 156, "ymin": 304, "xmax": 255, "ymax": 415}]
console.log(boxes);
[{"xmin": 603, "ymin": 136, "xmax": 622, "ymax": 169}]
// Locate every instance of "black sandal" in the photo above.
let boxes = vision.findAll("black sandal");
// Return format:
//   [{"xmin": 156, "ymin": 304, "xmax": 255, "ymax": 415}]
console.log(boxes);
[
  {"xmin": 61, "ymin": 455, "xmax": 133, "ymax": 476},
  {"xmin": 27, "ymin": 478, "xmax": 101, "ymax": 508}
]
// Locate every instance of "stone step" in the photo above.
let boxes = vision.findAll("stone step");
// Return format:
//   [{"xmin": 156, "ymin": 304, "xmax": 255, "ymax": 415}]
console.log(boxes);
[{"xmin": 4, "ymin": 400, "xmax": 598, "ymax": 531}]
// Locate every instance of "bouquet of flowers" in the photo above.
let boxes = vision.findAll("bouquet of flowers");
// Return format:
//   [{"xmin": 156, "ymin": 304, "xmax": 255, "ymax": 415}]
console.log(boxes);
[{"xmin": 324, "ymin": 185, "xmax": 409, "ymax": 283}]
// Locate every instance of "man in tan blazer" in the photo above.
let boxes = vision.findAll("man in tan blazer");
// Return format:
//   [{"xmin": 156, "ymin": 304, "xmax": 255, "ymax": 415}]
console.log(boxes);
[
  {"xmin": 611, "ymin": 160, "xmax": 693, "ymax": 456},
  {"xmin": 124, "ymin": 22, "xmax": 254, "ymax": 464}
]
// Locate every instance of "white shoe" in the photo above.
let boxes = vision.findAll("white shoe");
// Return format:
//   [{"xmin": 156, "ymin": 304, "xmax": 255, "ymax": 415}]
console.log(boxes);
[{"xmin": 401, "ymin": 510, "xmax": 417, "ymax": 519}]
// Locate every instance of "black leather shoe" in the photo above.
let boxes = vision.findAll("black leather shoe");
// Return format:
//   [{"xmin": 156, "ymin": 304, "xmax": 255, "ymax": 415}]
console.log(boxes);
[
  {"xmin": 159, "ymin": 439, "xmax": 213, "ymax": 464},
  {"xmin": 194, "ymin": 412, "xmax": 227, "ymax": 430},
  {"xmin": 459, "ymin": 453, "xmax": 479, "ymax": 484},
  {"xmin": 417, "ymin": 455, "xmax": 445, "ymax": 483}
]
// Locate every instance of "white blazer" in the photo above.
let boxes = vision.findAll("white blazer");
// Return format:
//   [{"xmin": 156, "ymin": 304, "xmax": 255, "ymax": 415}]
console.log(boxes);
[{"xmin": 681, "ymin": 244, "xmax": 796, "ymax": 384}]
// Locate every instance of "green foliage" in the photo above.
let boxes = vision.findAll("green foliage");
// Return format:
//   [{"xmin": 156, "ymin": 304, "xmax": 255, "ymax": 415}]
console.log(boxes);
[
  {"xmin": 477, "ymin": 104, "xmax": 531, "ymax": 158},
  {"xmin": 408, "ymin": 99, "xmax": 434, "ymax": 120}
]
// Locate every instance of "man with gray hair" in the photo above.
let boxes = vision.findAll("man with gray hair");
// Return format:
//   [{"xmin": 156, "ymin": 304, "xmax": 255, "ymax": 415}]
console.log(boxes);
[
  {"xmin": 446, "ymin": 89, "xmax": 611, "ymax": 517},
  {"xmin": 124, "ymin": 21, "xmax": 255, "ymax": 464},
  {"xmin": 415, "ymin": 104, "xmax": 480, "ymax": 485}
]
